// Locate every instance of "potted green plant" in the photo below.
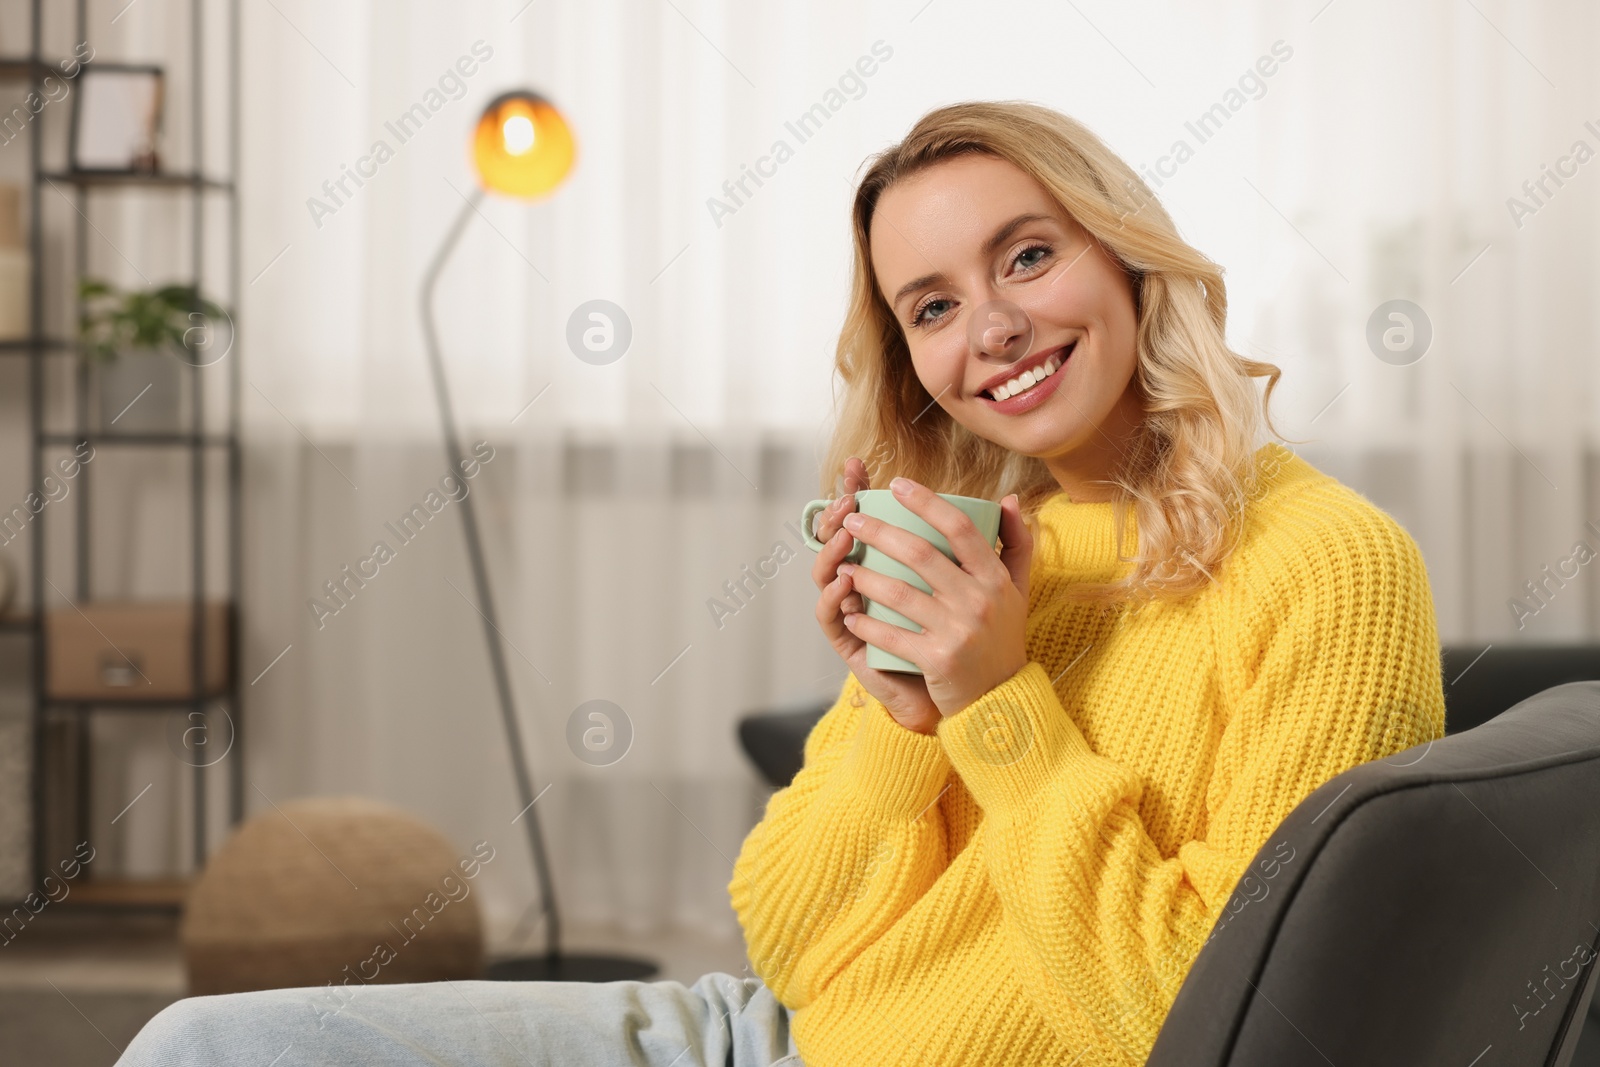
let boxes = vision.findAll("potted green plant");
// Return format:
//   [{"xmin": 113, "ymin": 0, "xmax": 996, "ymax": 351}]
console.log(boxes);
[{"xmin": 78, "ymin": 278, "xmax": 228, "ymax": 432}]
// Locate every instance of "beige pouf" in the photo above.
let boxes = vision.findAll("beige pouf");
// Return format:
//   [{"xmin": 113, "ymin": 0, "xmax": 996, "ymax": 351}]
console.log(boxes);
[{"xmin": 182, "ymin": 796, "xmax": 487, "ymax": 995}]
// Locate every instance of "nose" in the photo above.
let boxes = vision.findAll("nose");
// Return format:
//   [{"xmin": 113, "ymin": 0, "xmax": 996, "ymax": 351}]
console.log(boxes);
[{"xmin": 967, "ymin": 297, "xmax": 1034, "ymax": 366}]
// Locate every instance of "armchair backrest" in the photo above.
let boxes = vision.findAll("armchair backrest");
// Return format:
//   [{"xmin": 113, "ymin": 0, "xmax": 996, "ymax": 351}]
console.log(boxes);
[{"xmin": 1148, "ymin": 681, "xmax": 1600, "ymax": 1067}]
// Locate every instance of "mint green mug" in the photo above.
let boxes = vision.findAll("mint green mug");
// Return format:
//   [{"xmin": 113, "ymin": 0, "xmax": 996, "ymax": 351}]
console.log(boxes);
[{"xmin": 801, "ymin": 489, "xmax": 1003, "ymax": 674}]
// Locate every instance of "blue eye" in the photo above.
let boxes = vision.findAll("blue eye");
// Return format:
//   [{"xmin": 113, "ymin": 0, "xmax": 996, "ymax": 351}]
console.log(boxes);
[
  {"xmin": 1015, "ymin": 243, "xmax": 1051, "ymax": 270},
  {"xmin": 910, "ymin": 298, "xmax": 952, "ymax": 328}
]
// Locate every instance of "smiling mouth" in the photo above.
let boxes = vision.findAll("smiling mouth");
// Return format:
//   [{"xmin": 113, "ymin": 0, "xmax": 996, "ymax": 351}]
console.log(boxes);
[{"xmin": 979, "ymin": 341, "xmax": 1075, "ymax": 401}]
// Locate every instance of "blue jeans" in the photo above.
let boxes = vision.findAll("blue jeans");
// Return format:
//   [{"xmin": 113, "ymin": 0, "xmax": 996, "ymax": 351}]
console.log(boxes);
[{"xmin": 117, "ymin": 971, "xmax": 803, "ymax": 1067}]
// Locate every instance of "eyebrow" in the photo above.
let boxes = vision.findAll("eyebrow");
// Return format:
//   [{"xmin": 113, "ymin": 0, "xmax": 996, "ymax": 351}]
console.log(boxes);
[{"xmin": 888, "ymin": 212, "xmax": 1059, "ymax": 309}]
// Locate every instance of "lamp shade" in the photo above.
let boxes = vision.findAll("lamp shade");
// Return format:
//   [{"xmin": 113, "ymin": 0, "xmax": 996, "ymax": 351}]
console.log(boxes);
[{"xmin": 471, "ymin": 90, "xmax": 575, "ymax": 199}]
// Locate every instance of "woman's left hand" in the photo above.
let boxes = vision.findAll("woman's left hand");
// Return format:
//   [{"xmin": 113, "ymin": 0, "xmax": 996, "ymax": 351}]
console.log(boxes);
[{"xmin": 839, "ymin": 477, "xmax": 1034, "ymax": 717}]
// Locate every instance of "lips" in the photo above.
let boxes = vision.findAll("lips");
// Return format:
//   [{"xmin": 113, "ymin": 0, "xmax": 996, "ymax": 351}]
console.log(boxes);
[{"xmin": 977, "ymin": 341, "xmax": 1075, "ymax": 401}]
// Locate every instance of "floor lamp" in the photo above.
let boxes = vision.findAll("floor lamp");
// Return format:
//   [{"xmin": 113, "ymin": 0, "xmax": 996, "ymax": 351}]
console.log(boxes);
[{"xmin": 419, "ymin": 89, "xmax": 656, "ymax": 983}]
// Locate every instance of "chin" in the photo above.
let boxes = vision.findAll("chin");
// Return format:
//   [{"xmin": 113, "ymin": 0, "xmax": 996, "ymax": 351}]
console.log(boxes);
[
  {"xmin": 999, "ymin": 379, "xmax": 1089, "ymax": 430},
  {"xmin": 968, "ymin": 411, "xmax": 1085, "ymax": 460}
]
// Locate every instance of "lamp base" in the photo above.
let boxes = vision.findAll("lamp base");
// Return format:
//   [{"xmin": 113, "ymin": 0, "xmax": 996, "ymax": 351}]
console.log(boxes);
[{"xmin": 485, "ymin": 953, "xmax": 659, "ymax": 983}]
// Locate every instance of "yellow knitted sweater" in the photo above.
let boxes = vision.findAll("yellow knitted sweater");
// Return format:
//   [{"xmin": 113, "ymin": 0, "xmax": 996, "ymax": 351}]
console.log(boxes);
[{"xmin": 729, "ymin": 443, "xmax": 1447, "ymax": 1067}]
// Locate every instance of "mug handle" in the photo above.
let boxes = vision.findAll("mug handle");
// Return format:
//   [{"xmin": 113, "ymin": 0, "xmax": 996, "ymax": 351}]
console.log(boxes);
[{"xmin": 800, "ymin": 499, "xmax": 866, "ymax": 563}]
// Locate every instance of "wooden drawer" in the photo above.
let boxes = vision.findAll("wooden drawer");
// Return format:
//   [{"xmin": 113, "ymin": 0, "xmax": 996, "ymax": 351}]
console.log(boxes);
[{"xmin": 45, "ymin": 601, "xmax": 231, "ymax": 701}]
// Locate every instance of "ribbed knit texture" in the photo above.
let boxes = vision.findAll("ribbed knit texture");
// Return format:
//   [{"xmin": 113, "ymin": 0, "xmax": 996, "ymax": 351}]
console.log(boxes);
[{"xmin": 729, "ymin": 444, "xmax": 1447, "ymax": 1067}]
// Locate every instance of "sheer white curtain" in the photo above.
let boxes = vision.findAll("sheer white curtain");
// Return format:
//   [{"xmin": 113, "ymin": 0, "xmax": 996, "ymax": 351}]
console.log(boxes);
[
  {"xmin": 78, "ymin": 0, "xmax": 1600, "ymax": 940},
  {"xmin": 235, "ymin": 0, "xmax": 904, "ymax": 942},
  {"xmin": 1239, "ymin": 0, "xmax": 1600, "ymax": 642}
]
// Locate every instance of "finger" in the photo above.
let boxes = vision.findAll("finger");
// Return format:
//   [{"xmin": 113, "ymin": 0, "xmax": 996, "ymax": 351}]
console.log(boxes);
[
  {"xmin": 810, "ymin": 526, "xmax": 858, "ymax": 591},
  {"xmin": 817, "ymin": 572, "xmax": 867, "ymax": 654},
  {"xmin": 997, "ymin": 493, "xmax": 1034, "ymax": 599},
  {"xmin": 842, "ymin": 456, "xmax": 871, "ymax": 494},
  {"xmin": 886, "ymin": 477, "xmax": 1006, "ymax": 580},
  {"xmin": 840, "ymin": 562, "xmax": 942, "ymax": 633},
  {"xmin": 835, "ymin": 573, "xmax": 867, "ymax": 642},
  {"xmin": 841, "ymin": 609, "xmax": 926, "ymax": 672},
  {"xmin": 814, "ymin": 567, "xmax": 854, "ymax": 633},
  {"xmin": 812, "ymin": 491, "xmax": 858, "ymax": 545},
  {"xmin": 841, "ymin": 506, "xmax": 966, "ymax": 595},
  {"xmin": 816, "ymin": 560, "xmax": 866, "ymax": 629},
  {"xmin": 817, "ymin": 455, "xmax": 871, "ymax": 541}
]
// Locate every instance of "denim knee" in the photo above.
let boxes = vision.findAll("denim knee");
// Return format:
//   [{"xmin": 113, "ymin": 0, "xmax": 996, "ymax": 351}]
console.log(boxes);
[{"xmin": 120, "ymin": 991, "xmax": 295, "ymax": 1066}]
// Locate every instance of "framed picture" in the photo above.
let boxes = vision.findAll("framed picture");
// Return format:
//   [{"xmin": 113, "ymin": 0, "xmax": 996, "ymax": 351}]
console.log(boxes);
[{"xmin": 70, "ymin": 64, "xmax": 164, "ymax": 174}]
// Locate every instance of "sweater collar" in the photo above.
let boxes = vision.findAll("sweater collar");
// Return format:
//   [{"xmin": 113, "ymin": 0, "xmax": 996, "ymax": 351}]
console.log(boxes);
[{"xmin": 1030, "ymin": 442, "xmax": 1314, "ymax": 576}]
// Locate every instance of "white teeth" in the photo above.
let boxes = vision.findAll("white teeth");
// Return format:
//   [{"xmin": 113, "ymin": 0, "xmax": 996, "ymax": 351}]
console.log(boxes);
[{"xmin": 987, "ymin": 352, "xmax": 1064, "ymax": 402}]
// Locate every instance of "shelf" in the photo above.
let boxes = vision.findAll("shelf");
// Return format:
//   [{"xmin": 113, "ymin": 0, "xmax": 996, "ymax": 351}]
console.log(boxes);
[
  {"xmin": 43, "ymin": 695, "xmax": 234, "ymax": 712},
  {"xmin": 40, "ymin": 171, "xmax": 233, "ymax": 191},
  {"xmin": 59, "ymin": 877, "xmax": 190, "ymax": 910},
  {"xmin": 38, "ymin": 431, "xmax": 237, "ymax": 448},
  {"xmin": 9, "ymin": 0, "xmax": 246, "ymax": 884},
  {"xmin": 0, "ymin": 56, "xmax": 78, "ymax": 82},
  {"xmin": 0, "ymin": 337, "xmax": 77, "ymax": 357}
]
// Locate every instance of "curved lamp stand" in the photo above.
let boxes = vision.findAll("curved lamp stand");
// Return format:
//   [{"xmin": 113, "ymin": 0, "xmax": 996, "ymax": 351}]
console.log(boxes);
[{"xmin": 420, "ymin": 187, "xmax": 656, "ymax": 982}]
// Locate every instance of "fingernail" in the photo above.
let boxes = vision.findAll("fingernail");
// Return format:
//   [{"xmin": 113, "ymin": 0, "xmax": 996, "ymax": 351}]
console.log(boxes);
[
  {"xmin": 890, "ymin": 477, "xmax": 911, "ymax": 496},
  {"xmin": 842, "ymin": 612, "xmax": 858, "ymax": 627},
  {"xmin": 837, "ymin": 563, "xmax": 856, "ymax": 576},
  {"xmin": 842, "ymin": 512, "xmax": 864, "ymax": 531}
]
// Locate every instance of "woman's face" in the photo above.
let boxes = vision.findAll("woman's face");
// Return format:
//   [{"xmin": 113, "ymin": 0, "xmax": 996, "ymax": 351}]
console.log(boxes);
[{"xmin": 869, "ymin": 153, "xmax": 1144, "ymax": 498}]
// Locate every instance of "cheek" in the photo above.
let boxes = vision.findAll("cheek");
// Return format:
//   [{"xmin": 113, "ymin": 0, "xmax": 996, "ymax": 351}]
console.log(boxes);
[
  {"xmin": 907, "ymin": 333, "xmax": 967, "ymax": 396},
  {"xmin": 1096, "ymin": 271, "xmax": 1141, "ymax": 347},
  {"xmin": 1042, "ymin": 271, "xmax": 1125, "ymax": 328},
  {"xmin": 1045, "ymin": 276, "xmax": 1138, "ymax": 369},
  {"xmin": 1102, "ymin": 292, "xmax": 1140, "ymax": 374}
]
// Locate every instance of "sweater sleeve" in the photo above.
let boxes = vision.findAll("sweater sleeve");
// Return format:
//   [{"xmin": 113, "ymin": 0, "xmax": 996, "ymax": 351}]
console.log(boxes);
[
  {"xmin": 936, "ymin": 508, "xmax": 1447, "ymax": 1060},
  {"xmin": 729, "ymin": 673, "xmax": 955, "ymax": 1010}
]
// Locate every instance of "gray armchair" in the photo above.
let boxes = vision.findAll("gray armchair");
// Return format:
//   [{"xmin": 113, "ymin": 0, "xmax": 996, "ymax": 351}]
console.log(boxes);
[{"xmin": 1146, "ymin": 678, "xmax": 1600, "ymax": 1065}]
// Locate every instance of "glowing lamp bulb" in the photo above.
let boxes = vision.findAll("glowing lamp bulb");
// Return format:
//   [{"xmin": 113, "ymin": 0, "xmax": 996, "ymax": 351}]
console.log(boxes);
[
  {"xmin": 471, "ymin": 90, "xmax": 576, "ymax": 199},
  {"xmin": 502, "ymin": 115, "xmax": 535, "ymax": 155}
]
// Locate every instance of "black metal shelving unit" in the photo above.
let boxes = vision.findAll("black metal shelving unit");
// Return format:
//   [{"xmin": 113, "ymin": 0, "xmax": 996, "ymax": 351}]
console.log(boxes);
[{"xmin": 0, "ymin": 0, "xmax": 241, "ymax": 909}]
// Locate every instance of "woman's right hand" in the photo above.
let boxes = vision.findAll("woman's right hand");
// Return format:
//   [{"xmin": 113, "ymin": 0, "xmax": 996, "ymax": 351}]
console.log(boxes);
[{"xmin": 811, "ymin": 456, "xmax": 943, "ymax": 735}]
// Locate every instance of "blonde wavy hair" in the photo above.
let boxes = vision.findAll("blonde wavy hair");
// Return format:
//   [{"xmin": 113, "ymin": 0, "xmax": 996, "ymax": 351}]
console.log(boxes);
[{"xmin": 823, "ymin": 100, "xmax": 1295, "ymax": 606}]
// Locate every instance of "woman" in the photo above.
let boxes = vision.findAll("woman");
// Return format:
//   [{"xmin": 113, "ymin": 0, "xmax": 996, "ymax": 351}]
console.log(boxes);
[
  {"xmin": 728, "ymin": 99, "xmax": 1444, "ymax": 1066},
  {"xmin": 118, "ymin": 101, "xmax": 1444, "ymax": 1067}
]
